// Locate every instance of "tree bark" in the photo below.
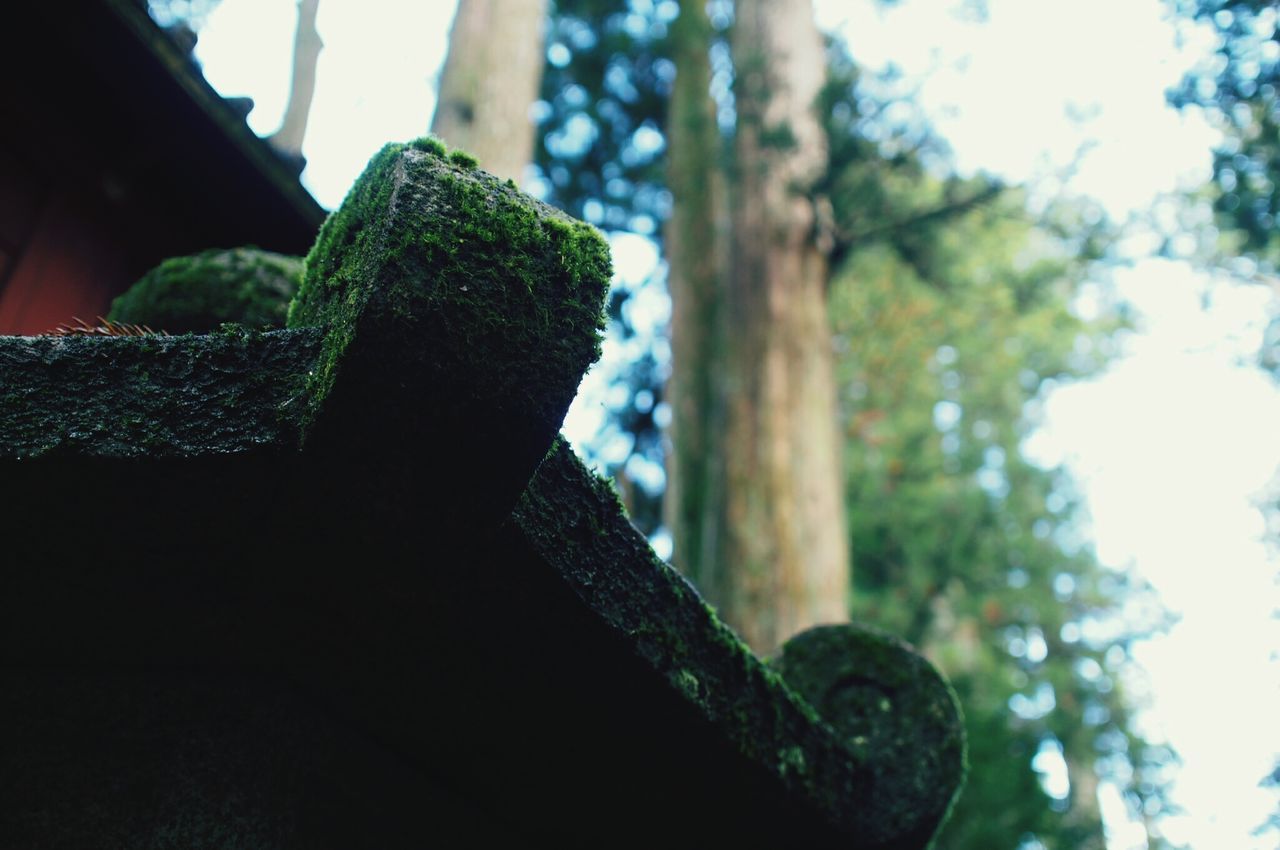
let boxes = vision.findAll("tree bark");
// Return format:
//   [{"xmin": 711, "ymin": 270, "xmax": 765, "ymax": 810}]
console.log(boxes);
[
  {"xmin": 1065, "ymin": 753, "xmax": 1106, "ymax": 850},
  {"xmin": 269, "ymin": 0, "xmax": 322, "ymax": 160},
  {"xmin": 667, "ymin": 0, "xmax": 849, "ymax": 654},
  {"xmin": 430, "ymin": 0, "xmax": 548, "ymax": 184},
  {"xmin": 665, "ymin": 0, "xmax": 727, "ymax": 607}
]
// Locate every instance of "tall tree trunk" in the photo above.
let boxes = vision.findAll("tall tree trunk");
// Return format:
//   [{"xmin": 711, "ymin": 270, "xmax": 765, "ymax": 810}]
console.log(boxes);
[
  {"xmin": 666, "ymin": 0, "xmax": 728, "ymax": 606},
  {"xmin": 667, "ymin": 0, "xmax": 849, "ymax": 654},
  {"xmin": 269, "ymin": 0, "xmax": 322, "ymax": 162},
  {"xmin": 1065, "ymin": 754, "xmax": 1106, "ymax": 850},
  {"xmin": 430, "ymin": 0, "xmax": 548, "ymax": 183}
]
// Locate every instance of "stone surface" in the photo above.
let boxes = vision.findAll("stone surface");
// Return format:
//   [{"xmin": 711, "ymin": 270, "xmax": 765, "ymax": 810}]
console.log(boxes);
[
  {"xmin": 287, "ymin": 139, "xmax": 612, "ymax": 528},
  {"xmin": 514, "ymin": 439, "xmax": 966, "ymax": 848},
  {"xmin": 0, "ymin": 327, "xmax": 319, "ymax": 459},
  {"xmin": 108, "ymin": 247, "xmax": 303, "ymax": 333},
  {"xmin": 771, "ymin": 624, "xmax": 967, "ymax": 848},
  {"xmin": 0, "ymin": 138, "xmax": 965, "ymax": 849}
]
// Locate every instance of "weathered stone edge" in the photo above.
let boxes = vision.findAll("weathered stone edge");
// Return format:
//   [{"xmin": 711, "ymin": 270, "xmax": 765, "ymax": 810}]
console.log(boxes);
[
  {"xmin": 513, "ymin": 439, "xmax": 965, "ymax": 848},
  {"xmin": 0, "ymin": 328, "xmax": 321, "ymax": 460},
  {"xmin": 0, "ymin": 139, "xmax": 612, "ymax": 534},
  {"xmin": 288, "ymin": 139, "xmax": 611, "ymax": 440},
  {"xmin": 771, "ymin": 624, "xmax": 968, "ymax": 848}
]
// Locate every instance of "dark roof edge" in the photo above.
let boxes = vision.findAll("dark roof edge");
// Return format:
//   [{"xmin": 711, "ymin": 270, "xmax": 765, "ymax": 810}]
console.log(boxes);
[{"xmin": 104, "ymin": 0, "xmax": 328, "ymax": 228}]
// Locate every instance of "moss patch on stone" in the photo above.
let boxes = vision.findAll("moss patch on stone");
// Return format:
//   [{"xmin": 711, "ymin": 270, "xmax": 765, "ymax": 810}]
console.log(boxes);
[
  {"xmin": 409, "ymin": 135, "xmax": 447, "ymax": 157},
  {"xmin": 448, "ymin": 149, "xmax": 479, "ymax": 169},
  {"xmin": 108, "ymin": 247, "xmax": 302, "ymax": 333},
  {"xmin": 0, "ymin": 131, "xmax": 967, "ymax": 847},
  {"xmin": 0, "ymin": 329, "xmax": 321, "ymax": 459},
  {"xmin": 287, "ymin": 138, "xmax": 611, "ymax": 445}
]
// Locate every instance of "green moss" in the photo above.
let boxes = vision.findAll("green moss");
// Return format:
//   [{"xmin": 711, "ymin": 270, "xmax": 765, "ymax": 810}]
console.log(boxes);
[
  {"xmin": 0, "ymin": 329, "xmax": 321, "ymax": 459},
  {"xmin": 287, "ymin": 141, "xmax": 612, "ymax": 436},
  {"xmin": 448, "ymin": 149, "xmax": 479, "ymax": 169},
  {"xmin": 409, "ymin": 135, "xmax": 448, "ymax": 157},
  {"xmin": 673, "ymin": 668, "xmax": 700, "ymax": 702},
  {"xmin": 109, "ymin": 248, "xmax": 302, "ymax": 334},
  {"xmin": 778, "ymin": 745, "xmax": 807, "ymax": 778}
]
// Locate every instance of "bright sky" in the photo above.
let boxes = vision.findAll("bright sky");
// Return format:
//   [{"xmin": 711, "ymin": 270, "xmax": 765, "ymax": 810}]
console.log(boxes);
[{"xmin": 194, "ymin": 1, "xmax": 1280, "ymax": 847}]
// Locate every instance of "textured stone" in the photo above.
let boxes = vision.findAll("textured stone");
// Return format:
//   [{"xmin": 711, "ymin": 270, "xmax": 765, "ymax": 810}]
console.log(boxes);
[
  {"xmin": 0, "ymin": 327, "xmax": 319, "ymax": 459},
  {"xmin": 771, "ymin": 624, "xmax": 967, "ymax": 848},
  {"xmin": 513, "ymin": 440, "xmax": 966, "ymax": 848},
  {"xmin": 0, "ymin": 138, "xmax": 964, "ymax": 849},
  {"xmin": 108, "ymin": 247, "xmax": 303, "ymax": 333}
]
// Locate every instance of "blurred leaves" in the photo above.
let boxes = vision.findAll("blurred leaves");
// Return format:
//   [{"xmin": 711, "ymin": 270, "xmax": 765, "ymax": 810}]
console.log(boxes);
[
  {"xmin": 830, "ymin": 183, "xmax": 1174, "ymax": 846},
  {"xmin": 533, "ymin": 0, "xmax": 677, "ymax": 234},
  {"xmin": 1168, "ymin": 0, "xmax": 1280, "ymax": 270},
  {"xmin": 823, "ymin": 45, "xmax": 1176, "ymax": 839}
]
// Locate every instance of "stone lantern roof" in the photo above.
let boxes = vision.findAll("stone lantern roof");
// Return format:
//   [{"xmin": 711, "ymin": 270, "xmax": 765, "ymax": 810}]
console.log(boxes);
[{"xmin": 0, "ymin": 140, "xmax": 964, "ymax": 849}]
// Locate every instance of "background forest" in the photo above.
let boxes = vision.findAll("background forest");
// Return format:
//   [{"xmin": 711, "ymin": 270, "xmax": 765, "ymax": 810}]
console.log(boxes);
[{"xmin": 161, "ymin": 0, "xmax": 1280, "ymax": 847}]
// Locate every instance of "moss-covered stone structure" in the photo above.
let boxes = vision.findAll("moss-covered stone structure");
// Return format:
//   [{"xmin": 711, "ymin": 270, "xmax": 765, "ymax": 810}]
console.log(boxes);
[
  {"xmin": 0, "ymin": 141, "xmax": 965, "ymax": 848},
  {"xmin": 108, "ymin": 247, "xmax": 303, "ymax": 334}
]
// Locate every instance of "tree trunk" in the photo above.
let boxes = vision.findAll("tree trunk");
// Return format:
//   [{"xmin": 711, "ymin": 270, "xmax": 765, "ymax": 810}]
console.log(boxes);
[
  {"xmin": 269, "ymin": 0, "xmax": 322, "ymax": 161},
  {"xmin": 665, "ymin": 0, "xmax": 727, "ymax": 606},
  {"xmin": 667, "ymin": 0, "xmax": 849, "ymax": 655},
  {"xmin": 1065, "ymin": 753, "xmax": 1106, "ymax": 850},
  {"xmin": 430, "ymin": 0, "xmax": 548, "ymax": 183}
]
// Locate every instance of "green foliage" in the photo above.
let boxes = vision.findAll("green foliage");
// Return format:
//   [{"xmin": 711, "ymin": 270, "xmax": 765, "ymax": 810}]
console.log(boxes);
[
  {"xmin": 1169, "ymin": 0, "xmax": 1280, "ymax": 405},
  {"xmin": 829, "ymin": 180, "xmax": 1173, "ymax": 848},
  {"xmin": 1169, "ymin": 0, "xmax": 1280, "ymax": 268},
  {"xmin": 536, "ymin": 0, "xmax": 675, "ymax": 231},
  {"xmin": 818, "ymin": 67, "xmax": 1175, "ymax": 849}
]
